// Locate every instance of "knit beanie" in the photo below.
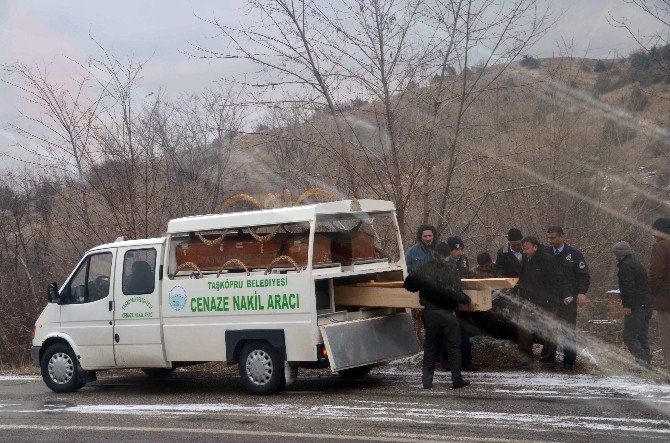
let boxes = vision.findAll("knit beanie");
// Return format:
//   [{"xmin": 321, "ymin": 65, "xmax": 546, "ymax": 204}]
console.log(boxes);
[
  {"xmin": 612, "ymin": 241, "xmax": 633, "ymax": 256},
  {"xmin": 447, "ymin": 236, "xmax": 464, "ymax": 250}
]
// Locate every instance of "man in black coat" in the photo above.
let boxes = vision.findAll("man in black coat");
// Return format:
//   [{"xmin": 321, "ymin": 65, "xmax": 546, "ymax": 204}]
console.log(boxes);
[
  {"xmin": 496, "ymin": 228, "xmax": 524, "ymax": 278},
  {"xmin": 613, "ymin": 241, "xmax": 653, "ymax": 368},
  {"xmin": 404, "ymin": 242, "xmax": 474, "ymax": 389},
  {"xmin": 547, "ymin": 226, "xmax": 590, "ymax": 371},
  {"xmin": 515, "ymin": 236, "xmax": 571, "ymax": 369}
]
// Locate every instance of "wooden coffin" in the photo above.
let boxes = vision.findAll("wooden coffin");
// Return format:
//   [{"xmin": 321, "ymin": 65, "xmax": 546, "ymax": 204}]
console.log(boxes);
[
  {"xmin": 334, "ymin": 285, "xmax": 421, "ymax": 309},
  {"xmin": 460, "ymin": 278, "xmax": 518, "ymax": 290},
  {"xmin": 333, "ymin": 286, "xmax": 492, "ymax": 311},
  {"xmin": 333, "ymin": 278, "xmax": 518, "ymax": 311},
  {"xmin": 176, "ymin": 233, "xmax": 332, "ymax": 271},
  {"xmin": 176, "ymin": 234, "xmax": 280, "ymax": 271},
  {"xmin": 458, "ymin": 278, "xmax": 517, "ymax": 312},
  {"xmin": 458, "ymin": 290, "xmax": 492, "ymax": 311},
  {"xmin": 328, "ymin": 231, "xmax": 376, "ymax": 265},
  {"xmin": 280, "ymin": 234, "xmax": 332, "ymax": 266}
]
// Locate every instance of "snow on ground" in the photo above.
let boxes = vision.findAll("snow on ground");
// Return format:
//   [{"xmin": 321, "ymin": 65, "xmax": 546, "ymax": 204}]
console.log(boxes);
[
  {"xmin": 378, "ymin": 370, "xmax": 670, "ymax": 403},
  {"xmin": 14, "ymin": 397, "xmax": 668, "ymax": 435},
  {"xmin": 2, "ymin": 370, "xmax": 670, "ymax": 436},
  {"xmin": 0, "ymin": 376, "xmax": 40, "ymax": 381}
]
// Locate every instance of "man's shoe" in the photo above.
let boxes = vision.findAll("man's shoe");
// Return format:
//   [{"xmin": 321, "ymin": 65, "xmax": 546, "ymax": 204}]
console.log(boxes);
[
  {"xmin": 514, "ymin": 360, "xmax": 532, "ymax": 370},
  {"xmin": 632, "ymin": 361, "xmax": 651, "ymax": 373},
  {"xmin": 422, "ymin": 370, "xmax": 434, "ymax": 389},
  {"xmin": 541, "ymin": 362, "xmax": 556, "ymax": 372},
  {"xmin": 452, "ymin": 374, "xmax": 471, "ymax": 389},
  {"xmin": 563, "ymin": 363, "xmax": 574, "ymax": 372},
  {"xmin": 462, "ymin": 363, "xmax": 481, "ymax": 372}
]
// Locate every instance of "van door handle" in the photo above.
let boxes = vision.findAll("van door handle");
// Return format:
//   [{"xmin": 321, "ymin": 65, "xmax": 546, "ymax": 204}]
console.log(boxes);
[
  {"xmin": 109, "ymin": 301, "xmax": 113, "ymax": 311},
  {"xmin": 114, "ymin": 334, "xmax": 120, "ymax": 343}
]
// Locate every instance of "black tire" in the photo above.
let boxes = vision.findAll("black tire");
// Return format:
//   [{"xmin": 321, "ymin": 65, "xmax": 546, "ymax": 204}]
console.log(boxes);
[
  {"xmin": 40, "ymin": 343, "xmax": 85, "ymax": 393},
  {"xmin": 338, "ymin": 364, "xmax": 374, "ymax": 378},
  {"xmin": 141, "ymin": 368, "xmax": 174, "ymax": 377},
  {"xmin": 238, "ymin": 341, "xmax": 284, "ymax": 395}
]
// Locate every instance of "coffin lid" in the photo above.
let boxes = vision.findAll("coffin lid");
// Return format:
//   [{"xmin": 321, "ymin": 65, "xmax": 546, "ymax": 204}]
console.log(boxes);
[{"xmin": 166, "ymin": 199, "xmax": 395, "ymax": 234}]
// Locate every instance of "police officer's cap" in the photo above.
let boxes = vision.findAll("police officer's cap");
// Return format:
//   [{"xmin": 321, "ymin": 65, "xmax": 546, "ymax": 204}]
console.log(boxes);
[{"xmin": 447, "ymin": 236, "xmax": 464, "ymax": 250}]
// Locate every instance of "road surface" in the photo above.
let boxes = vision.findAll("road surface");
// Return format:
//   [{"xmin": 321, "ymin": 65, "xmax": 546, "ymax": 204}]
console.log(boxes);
[{"xmin": 1, "ymin": 367, "xmax": 669, "ymax": 442}]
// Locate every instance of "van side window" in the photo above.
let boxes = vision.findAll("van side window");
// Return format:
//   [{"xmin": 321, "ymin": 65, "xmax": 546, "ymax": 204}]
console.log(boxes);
[
  {"xmin": 122, "ymin": 249, "xmax": 157, "ymax": 295},
  {"xmin": 64, "ymin": 252, "xmax": 113, "ymax": 304}
]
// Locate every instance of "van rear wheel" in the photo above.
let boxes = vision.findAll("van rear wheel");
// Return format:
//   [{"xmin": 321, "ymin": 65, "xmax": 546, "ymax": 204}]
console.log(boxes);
[
  {"xmin": 40, "ymin": 343, "xmax": 85, "ymax": 393},
  {"xmin": 238, "ymin": 341, "xmax": 284, "ymax": 395}
]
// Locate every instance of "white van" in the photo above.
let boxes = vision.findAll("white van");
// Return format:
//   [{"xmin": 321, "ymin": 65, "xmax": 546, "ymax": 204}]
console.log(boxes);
[{"xmin": 31, "ymin": 199, "xmax": 419, "ymax": 394}]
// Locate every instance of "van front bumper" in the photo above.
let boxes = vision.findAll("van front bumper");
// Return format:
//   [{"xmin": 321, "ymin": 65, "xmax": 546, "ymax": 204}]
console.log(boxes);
[{"xmin": 30, "ymin": 346, "xmax": 41, "ymax": 367}]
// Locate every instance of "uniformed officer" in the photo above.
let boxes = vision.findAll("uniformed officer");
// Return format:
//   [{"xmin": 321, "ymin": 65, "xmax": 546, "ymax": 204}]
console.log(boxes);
[
  {"xmin": 444, "ymin": 236, "xmax": 479, "ymax": 370},
  {"xmin": 546, "ymin": 226, "xmax": 590, "ymax": 371},
  {"xmin": 447, "ymin": 236, "xmax": 474, "ymax": 278}
]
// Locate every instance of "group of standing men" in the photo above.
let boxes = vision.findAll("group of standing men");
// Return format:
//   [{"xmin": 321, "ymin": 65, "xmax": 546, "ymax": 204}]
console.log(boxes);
[
  {"xmin": 510, "ymin": 228, "xmax": 588, "ymax": 371},
  {"xmin": 613, "ymin": 218, "xmax": 670, "ymax": 373},
  {"xmin": 405, "ymin": 225, "xmax": 590, "ymax": 387},
  {"xmin": 404, "ymin": 218, "xmax": 670, "ymax": 389}
]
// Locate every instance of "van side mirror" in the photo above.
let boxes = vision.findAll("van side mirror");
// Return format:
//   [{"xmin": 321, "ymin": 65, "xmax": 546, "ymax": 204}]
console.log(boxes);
[{"xmin": 47, "ymin": 282, "xmax": 60, "ymax": 304}]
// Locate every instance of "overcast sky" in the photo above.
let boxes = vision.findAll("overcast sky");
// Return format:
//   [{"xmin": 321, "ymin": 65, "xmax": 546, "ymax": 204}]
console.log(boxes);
[{"xmin": 0, "ymin": 0, "xmax": 666, "ymax": 170}]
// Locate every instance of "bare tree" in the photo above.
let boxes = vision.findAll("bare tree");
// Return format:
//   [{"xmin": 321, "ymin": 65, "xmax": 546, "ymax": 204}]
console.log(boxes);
[
  {"xmin": 609, "ymin": 1, "xmax": 670, "ymax": 79},
  {"xmin": 197, "ymin": 0, "xmax": 551, "ymax": 239}
]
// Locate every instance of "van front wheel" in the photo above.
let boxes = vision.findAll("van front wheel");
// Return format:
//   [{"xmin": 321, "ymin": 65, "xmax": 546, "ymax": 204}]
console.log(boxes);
[
  {"xmin": 238, "ymin": 342, "xmax": 284, "ymax": 395},
  {"xmin": 40, "ymin": 344, "xmax": 85, "ymax": 393}
]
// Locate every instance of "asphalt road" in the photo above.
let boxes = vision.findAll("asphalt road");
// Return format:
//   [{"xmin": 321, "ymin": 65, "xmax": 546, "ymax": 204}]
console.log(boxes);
[{"xmin": 1, "ymin": 367, "xmax": 669, "ymax": 442}]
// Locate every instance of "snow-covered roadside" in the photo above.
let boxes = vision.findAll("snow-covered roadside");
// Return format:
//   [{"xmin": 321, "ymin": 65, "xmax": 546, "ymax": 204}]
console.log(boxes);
[
  {"xmin": 377, "ymin": 369, "xmax": 670, "ymax": 403},
  {"xmin": 0, "ymin": 375, "xmax": 40, "ymax": 381},
  {"xmin": 10, "ymin": 398, "xmax": 668, "ymax": 435}
]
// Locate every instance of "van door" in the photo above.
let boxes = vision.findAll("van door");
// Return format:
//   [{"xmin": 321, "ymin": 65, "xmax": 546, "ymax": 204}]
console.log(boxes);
[
  {"xmin": 113, "ymin": 245, "xmax": 167, "ymax": 368},
  {"xmin": 60, "ymin": 251, "xmax": 116, "ymax": 369}
]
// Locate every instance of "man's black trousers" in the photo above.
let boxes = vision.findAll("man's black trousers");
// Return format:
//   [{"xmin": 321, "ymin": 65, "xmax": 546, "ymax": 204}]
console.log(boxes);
[
  {"xmin": 422, "ymin": 309, "xmax": 462, "ymax": 375},
  {"xmin": 623, "ymin": 307, "xmax": 652, "ymax": 365},
  {"xmin": 558, "ymin": 302, "xmax": 577, "ymax": 366}
]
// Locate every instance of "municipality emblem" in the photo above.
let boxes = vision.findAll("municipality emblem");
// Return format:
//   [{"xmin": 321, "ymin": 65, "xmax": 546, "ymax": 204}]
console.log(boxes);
[{"xmin": 168, "ymin": 286, "xmax": 187, "ymax": 311}]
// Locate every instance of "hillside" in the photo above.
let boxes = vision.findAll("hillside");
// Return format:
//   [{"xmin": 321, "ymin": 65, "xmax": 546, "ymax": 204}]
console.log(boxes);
[{"xmin": 0, "ymin": 49, "xmax": 668, "ymax": 367}]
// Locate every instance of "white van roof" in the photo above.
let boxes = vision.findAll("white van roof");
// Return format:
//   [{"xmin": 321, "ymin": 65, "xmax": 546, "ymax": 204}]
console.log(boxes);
[
  {"xmin": 166, "ymin": 199, "xmax": 395, "ymax": 234},
  {"xmin": 90, "ymin": 237, "xmax": 166, "ymax": 252}
]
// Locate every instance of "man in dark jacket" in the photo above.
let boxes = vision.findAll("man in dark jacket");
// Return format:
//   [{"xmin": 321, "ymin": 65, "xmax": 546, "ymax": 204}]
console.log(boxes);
[
  {"xmin": 493, "ymin": 229, "xmax": 524, "ymax": 342},
  {"xmin": 447, "ymin": 236, "xmax": 474, "ymax": 278},
  {"xmin": 441, "ymin": 248, "xmax": 520, "ymax": 372},
  {"xmin": 515, "ymin": 236, "xmax": 571, "ymax": 369},
  {"xmin": 404, "ymin": 242, "xmax": 474, "ymax": 389},
  {"xmin": 405, "ymin": 224, "xmax": 438, "ymax": 274},
  {"xmin": 496, "ymin": 228, "xmax": 524, "ymax": 278},
  {"xmin": 474, "ymin": 252, "xmax": 497, "ymax": 278},
  {"xmin": 546, "ymin": 226, "xmax": 590, "ymax": 371},
  {"xmin": 613, "ymin": 241, "xmax": 652, "ymax": 368},
  {"xmin": 649, "ymin": 218, "xmax": 670, "ymax": 372},
  {"xmin": 441, "ymin": 236, "xmax": 479, "ymax": 370}
]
